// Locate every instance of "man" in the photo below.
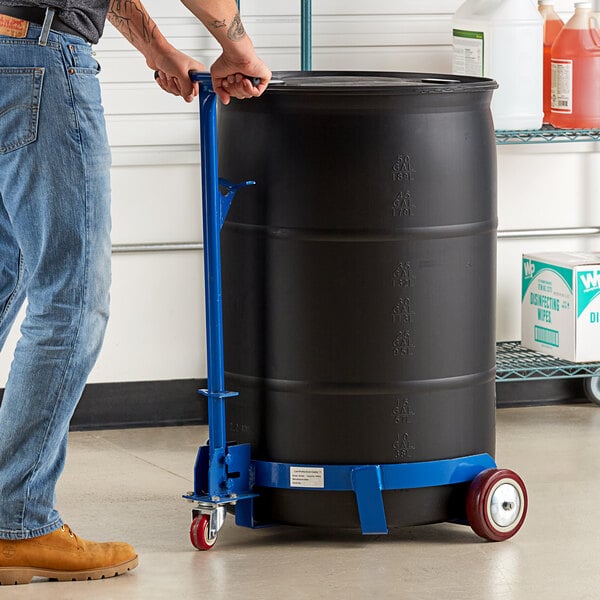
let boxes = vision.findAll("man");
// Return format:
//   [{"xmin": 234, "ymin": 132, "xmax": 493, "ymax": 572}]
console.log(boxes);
[{"xmin": 0, "ymin": 0, "xmax": 270, "ymax": 585}]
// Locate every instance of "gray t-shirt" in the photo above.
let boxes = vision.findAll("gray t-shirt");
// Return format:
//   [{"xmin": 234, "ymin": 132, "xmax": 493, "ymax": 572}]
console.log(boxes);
[{"xmin": 2, "ymin": 1, "xmax": 110, "ymax": 44}]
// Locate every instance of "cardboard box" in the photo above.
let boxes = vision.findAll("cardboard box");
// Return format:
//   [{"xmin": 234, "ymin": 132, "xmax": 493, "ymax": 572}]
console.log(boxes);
[{"xmin": 521, "ymin": 252, "xmax": 600, "ymax": 362}]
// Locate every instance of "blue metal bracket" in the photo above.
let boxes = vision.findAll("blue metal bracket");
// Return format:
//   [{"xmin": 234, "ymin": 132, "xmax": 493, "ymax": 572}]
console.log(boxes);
[
  {"xmin": 351, "ymin": 466, "xmax": 387, "ymax": 534},
  {"xmin": 184, "ymin": 442, "xmax": 256, "ymax": 502},
  {"xmin": 218, "ymin": 178, "xmax": 255, "ymax": 229},
  {"xmin": 250, "ymin": 454, "xmax": 496, "ymax": 534}
]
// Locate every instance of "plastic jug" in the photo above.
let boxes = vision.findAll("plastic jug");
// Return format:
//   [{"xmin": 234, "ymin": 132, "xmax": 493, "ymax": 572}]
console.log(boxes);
[
  {"xmin": 550, "ymin": 2, "xmax": 600, "ymax": 129},
  {"xmin": 539, "ymin": 1, "xmax": 565, "ymax": 123},
  {"xmin": 453, "ymin": 0, "xmax": 544, "ymax": 130}
]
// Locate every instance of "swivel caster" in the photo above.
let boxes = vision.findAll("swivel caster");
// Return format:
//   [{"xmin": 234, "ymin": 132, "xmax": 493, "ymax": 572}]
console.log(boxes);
[
  {"xmin": 466, "ymin": 468, "xmax": 528, "ymax": 541},
  {"xmin": 190, "ymin": 514, "xmax": 217, "ymax": 551}
]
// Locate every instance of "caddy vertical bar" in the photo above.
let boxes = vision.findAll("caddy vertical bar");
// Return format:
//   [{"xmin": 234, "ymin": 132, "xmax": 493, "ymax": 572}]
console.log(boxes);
[{"xmin": 198, "ymin": 82, "xmax": 231, "ymax": 497}]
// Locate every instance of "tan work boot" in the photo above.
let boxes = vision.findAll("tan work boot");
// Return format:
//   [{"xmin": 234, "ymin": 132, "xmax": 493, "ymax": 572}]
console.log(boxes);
[{"xmin": 0, "ymin": 524, "xmax": 138, "ymax": 585}]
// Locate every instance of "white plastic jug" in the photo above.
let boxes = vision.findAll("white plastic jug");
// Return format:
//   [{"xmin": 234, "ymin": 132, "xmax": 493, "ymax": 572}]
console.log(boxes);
[{"xmin": 453, "ymin": 0, "xmax": 544, "ymax": 130}]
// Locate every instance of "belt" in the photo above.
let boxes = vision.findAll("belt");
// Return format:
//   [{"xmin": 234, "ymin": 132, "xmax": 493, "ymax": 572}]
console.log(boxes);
[{"xmin": 0, "ymin": 5, "xmax": 84, "ymax": 39}]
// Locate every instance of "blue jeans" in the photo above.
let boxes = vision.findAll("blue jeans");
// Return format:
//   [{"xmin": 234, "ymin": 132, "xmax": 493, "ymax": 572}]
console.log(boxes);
[{"xmin": 0, "ymin": 24, "xmax": 111, "ymax": 539}]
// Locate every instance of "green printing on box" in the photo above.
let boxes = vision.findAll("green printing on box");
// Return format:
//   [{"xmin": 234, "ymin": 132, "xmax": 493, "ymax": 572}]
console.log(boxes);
[{"xmin": 534, "ymin": 325, "xmax": 559, "ymax": 347}]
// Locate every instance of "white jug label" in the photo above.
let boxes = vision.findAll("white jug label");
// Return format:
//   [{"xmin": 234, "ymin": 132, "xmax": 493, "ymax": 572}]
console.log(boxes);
[
  {"xmin": 551, "ymin": 59, "xmax": 573, "ymax": 113},
  {"xmin": 453, "ymin": 29, "xmax": 484, "ymax": 77}
]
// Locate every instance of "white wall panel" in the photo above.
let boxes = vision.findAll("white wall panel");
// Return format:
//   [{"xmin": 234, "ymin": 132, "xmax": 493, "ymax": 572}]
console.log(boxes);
[
  {"xmin": 1, "ymin": 1, "xmax": 598, "ymax": 386},
  {"xmin": 89, "ymin": 252, "xmax": 205, "ymax": 383},
  {"xmin": 106, "ymin": 115, "xmax": 199, "ymax": 147},
  {"xmin": 111, "ymin": 146, "xmax": 198, "ymax": 167},
  {"xmin": 110, "ymin": 164, "xmax": 203, "ymax": 245}
]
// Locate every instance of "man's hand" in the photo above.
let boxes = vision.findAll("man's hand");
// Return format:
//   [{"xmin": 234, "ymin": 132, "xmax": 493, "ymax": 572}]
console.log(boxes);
[
  {"xmin": 151, "ymin": 47, "xmax": 207, "ymax": 103},
  {"xmin": 210, "ymin": 52, "xmax": 271, "ymax": 105}
]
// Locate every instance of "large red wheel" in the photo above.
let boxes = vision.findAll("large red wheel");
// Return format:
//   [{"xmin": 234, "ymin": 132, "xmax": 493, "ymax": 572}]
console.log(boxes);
[
  {"xmin": 466, "ymin": 468, "xmax": 528, "ymax": 541},
  {"xmin": 190, "ymin": 515, "xmax": 217, "ymax": 551}
]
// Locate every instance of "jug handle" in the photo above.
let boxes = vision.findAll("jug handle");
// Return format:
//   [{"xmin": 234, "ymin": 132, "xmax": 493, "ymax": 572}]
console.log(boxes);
[{"xmin": 591, "ymin": 14, "xmax": 600, "ymax": 47}]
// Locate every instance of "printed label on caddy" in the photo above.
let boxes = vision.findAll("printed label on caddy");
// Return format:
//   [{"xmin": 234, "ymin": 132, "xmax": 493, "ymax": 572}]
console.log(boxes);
[{"xmin": 290, "ymin": 467, "xmax": 325, "ymax": 488}]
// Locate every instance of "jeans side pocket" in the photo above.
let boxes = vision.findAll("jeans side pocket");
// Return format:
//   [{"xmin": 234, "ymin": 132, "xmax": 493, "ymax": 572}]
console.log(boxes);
[
  {"xmin": 65, "ymin": 42, "xmax": 101, "ymax": 75},
  {"xmin": 0, "ymin": 67, "xmax": 44, "ymax": 154}
]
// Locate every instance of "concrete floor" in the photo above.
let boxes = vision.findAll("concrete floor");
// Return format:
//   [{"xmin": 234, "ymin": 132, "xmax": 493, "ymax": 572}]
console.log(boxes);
[{"xmin": 3, "ymin": 404, "xmax": 600, "ymax": 599}]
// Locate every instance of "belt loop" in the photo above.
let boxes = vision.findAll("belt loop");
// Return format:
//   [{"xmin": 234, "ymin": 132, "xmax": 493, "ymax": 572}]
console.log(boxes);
[{"xmin": 38, "ymin": 7, "xmax": 55, "ymax": 46}]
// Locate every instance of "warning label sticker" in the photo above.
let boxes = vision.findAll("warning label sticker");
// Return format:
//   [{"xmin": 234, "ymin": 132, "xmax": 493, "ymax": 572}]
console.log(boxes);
[
  {"xmin": 551, "ymin": 59, "xmax": 573, "ymax": 114},
  {"xmin": 290, "ymin": 467, "xmax": 325, "ymax": 488}
]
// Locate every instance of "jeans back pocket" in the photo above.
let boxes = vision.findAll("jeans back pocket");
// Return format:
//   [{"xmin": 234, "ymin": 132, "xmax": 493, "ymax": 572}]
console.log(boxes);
[{"xmin": 0, "ymin": 67, "xmax": 44, "ymax": 154}]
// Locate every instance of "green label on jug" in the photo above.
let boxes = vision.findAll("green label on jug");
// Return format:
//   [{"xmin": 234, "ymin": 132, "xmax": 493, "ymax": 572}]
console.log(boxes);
[{"xmin": 453, "ymin": 29, "xmax": 484, "ymax": 77}]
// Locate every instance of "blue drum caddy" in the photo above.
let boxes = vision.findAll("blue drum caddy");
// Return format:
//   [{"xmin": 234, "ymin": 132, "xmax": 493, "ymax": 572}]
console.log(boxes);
[{"xmin": 184, "ymin": 72, "xmax": 528, "ymax": 550}]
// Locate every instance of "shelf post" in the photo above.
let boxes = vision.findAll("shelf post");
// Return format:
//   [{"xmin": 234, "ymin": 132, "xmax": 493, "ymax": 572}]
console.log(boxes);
[{"xmin": 301, "ymin": 0, "xmax": 312, "ymax": 70}]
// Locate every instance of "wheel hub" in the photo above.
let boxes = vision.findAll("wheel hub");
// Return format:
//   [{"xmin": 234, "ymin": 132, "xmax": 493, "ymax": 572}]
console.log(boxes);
[{"xmin": 490, "ymin": 482, "xmax": 522, "ymax": 528}]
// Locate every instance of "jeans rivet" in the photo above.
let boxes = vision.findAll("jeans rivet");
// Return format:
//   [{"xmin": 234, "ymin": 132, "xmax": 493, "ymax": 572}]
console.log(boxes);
[{"xmin": 68, "ymin": 68, "xmax": 75, "ymax": 75}]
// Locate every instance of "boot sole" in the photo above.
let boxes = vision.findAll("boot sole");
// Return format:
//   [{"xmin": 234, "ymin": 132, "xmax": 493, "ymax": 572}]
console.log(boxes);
[{"xmin": 0, "ymin": 555, "xmax": 138, "ymax": 585}]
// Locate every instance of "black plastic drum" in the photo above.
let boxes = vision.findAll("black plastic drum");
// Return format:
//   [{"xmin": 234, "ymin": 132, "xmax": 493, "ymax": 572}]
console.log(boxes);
[{"xmin": 219, "ymin": 71, "xmax": 498, "ymax": 529}]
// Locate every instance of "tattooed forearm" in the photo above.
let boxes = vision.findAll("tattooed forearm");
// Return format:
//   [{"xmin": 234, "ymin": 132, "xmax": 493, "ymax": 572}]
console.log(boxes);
[
  {"xmin": 211, "ymin": 19, "xmax": 226, "ymax": 29},
  {"xmin": 227, "ymin": 12, "xmax": 246, "ymax": 41},
  {"xmin": 108, "ymin": 0, "xmax": 156, "ymax": 46}
]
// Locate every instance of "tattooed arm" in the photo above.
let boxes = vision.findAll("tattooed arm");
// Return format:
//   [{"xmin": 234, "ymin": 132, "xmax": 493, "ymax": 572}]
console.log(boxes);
[
  {"xmin": 180, "ymin": 0, "xmax": 271, "ymax": 104},
  {"xmin": 108, "ymin": 0, "xmax": 207, "ymax": 102},
  {"xmin": 107, "ymin": 0, "xmax": 156, "ymax": 49}
]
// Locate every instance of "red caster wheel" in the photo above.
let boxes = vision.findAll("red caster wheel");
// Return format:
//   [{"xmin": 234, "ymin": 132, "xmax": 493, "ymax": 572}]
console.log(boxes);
[
  {"xmin": 190, "ymin": 515, "xmax": 217, "ymax": 551},
  {"xmin": 466, "ymin": 468, "xmax": 528, "ymax": 542}
]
